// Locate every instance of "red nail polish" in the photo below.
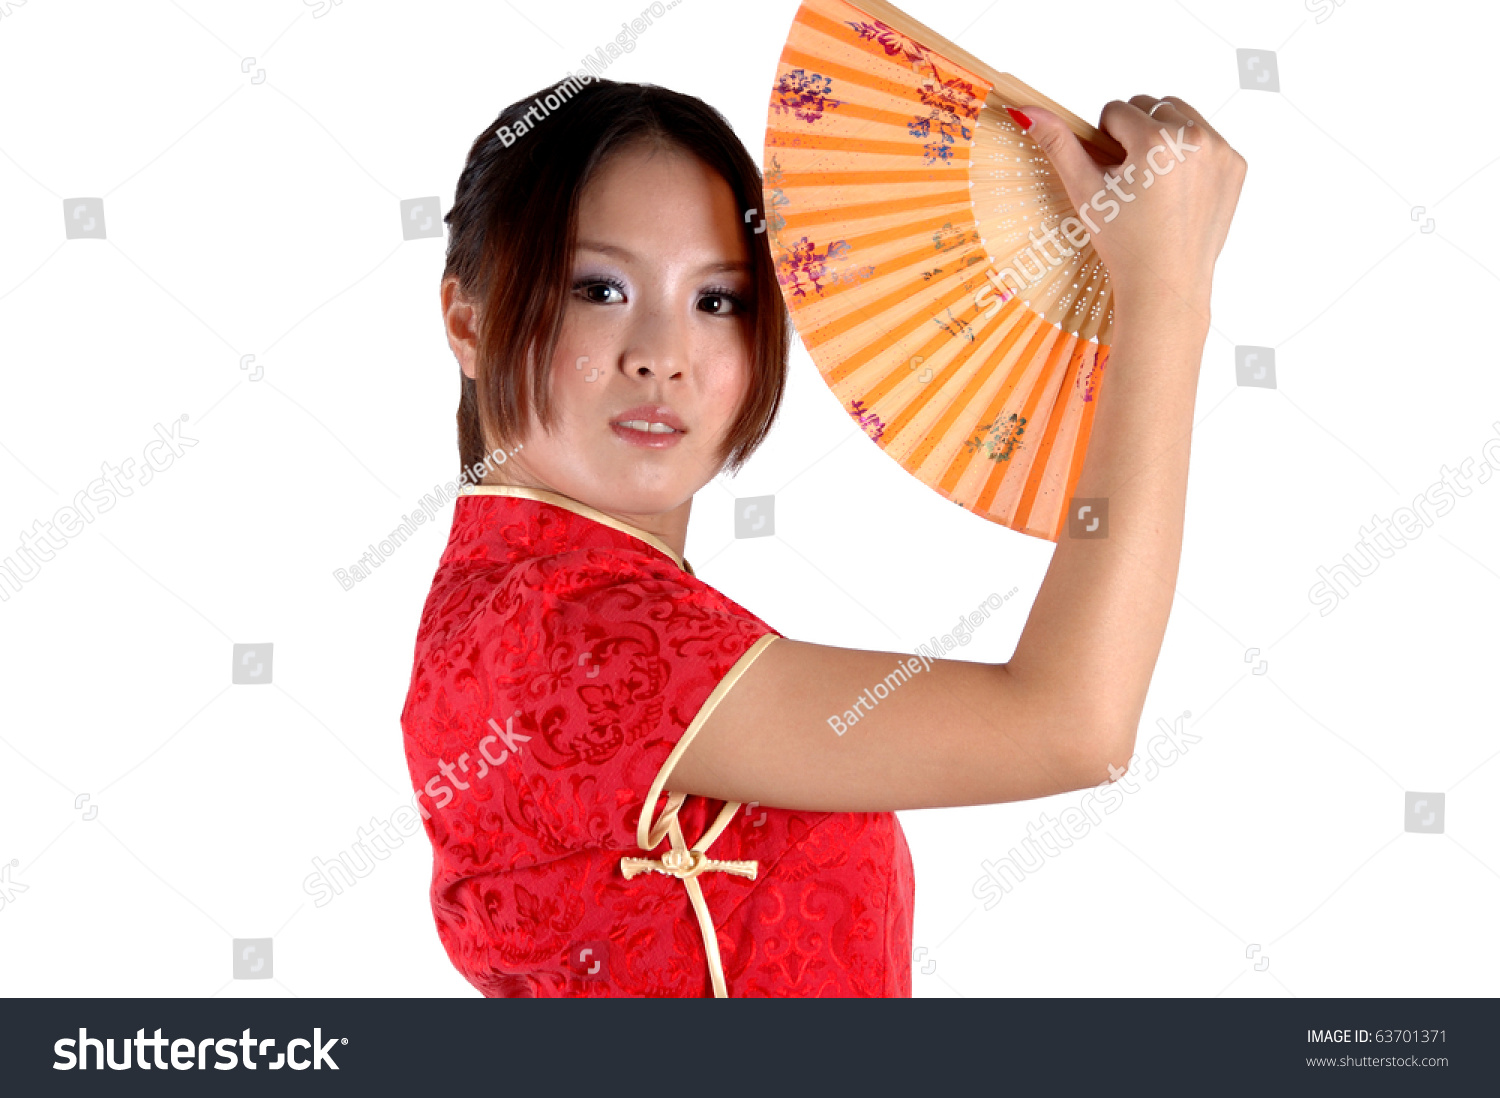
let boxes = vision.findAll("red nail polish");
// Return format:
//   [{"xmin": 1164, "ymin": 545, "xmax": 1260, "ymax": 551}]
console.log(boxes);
[{"xmin": 1004, "ymin": 106, "xmax": 1032, "ymax": 132}]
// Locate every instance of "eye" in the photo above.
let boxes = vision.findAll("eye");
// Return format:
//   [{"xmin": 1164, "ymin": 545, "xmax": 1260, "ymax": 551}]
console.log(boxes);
[
  {"xmin": 573, "ymin": 276, "xmax": 626, "ymax": 305},
  {"xmin": 699, "ymin": 287, "xmax": 749, "ymax": 317}
]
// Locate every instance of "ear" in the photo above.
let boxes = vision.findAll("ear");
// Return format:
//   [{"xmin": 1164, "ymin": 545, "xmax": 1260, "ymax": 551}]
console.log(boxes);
[{"xmin": 441, "ymin": 276, "xmax": 480, "ymax": 381}]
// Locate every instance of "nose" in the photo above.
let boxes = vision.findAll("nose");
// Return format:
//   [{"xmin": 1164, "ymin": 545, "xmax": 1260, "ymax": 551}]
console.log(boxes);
[{"xmin": 619, "ymin": 302, "xmax": 688, "ymax": 381}]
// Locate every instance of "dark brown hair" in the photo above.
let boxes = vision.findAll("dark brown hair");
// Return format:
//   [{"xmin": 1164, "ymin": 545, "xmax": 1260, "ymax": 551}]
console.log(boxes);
[{"xmin": 443, "ymin": 76, "xmax": 789, "ymax": 484}]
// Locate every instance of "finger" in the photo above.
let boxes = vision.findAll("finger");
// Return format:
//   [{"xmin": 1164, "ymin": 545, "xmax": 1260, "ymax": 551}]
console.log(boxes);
[
  {"xmin": 1148, "ymin": 96, "xmax": 1225, "ymax": 144},
  {"xmin": 1099, "ymin": 98, "xmax": 1184, "ymax": 153},
  {"xmin": 1126, "ymin": 94, "xmax": 1183, "ymax": 122},
  {"xmin": 1130, "ymin": 96, "xmax": 1192, "ymax": 137},
  {"xmin": 1007, "ymin": 104, "xmax": 1105, "ymax": 217}
]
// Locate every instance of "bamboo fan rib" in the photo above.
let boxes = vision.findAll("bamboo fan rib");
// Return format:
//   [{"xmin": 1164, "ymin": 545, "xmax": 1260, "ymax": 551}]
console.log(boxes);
[{"xmin": 764, "ymin": 0, "xmax": 1114, "ymax": 541}]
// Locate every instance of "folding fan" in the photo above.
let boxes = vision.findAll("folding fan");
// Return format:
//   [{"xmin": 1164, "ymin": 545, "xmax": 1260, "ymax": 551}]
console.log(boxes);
[{"xmin": 763, "ymin": 0, "xmax": 1127, "ymax": 541}]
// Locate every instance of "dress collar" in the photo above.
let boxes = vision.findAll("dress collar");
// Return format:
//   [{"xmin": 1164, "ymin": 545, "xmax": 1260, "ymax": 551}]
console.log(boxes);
[{"xmin": 458, "ymin": 483, "xmax": 693, "ymax": 575}]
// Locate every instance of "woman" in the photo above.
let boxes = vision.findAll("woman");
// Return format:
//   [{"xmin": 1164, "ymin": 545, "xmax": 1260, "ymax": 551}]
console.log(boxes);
[{"xmin": 401, "ymin": 76, "xmax": 1246, "ymax": 997}]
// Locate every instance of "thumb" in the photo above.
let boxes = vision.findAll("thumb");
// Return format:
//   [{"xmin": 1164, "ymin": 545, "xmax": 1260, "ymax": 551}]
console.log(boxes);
[{"xmin": 1006, "ymin": 105, "xmax": 1103, "ymax": 217}]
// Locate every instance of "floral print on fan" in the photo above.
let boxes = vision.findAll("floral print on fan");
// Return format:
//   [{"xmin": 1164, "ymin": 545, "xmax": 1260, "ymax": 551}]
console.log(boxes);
[
  {"xmin": 932, "ymin": 221, "xmax": 979, "ymax": 254},
  {"xmin": 933, "ymin": 305, "xmax": 973, "ymax": 344},
  {"xmin": 777, "ymin": 236, "xmax": 843, "ymax": 298},
  {"xmin": 844, "ymin": 17, "xmax": 983, "ymax": 165},
  {"xmin": 849, "ymin": 398, "xmax": 886, "ymax": 442},
  {"xmin": 772, "ymin": 68, "xmax": 842, "ymax": 123},
  {"xmin": 843, "ymin": 16, "xmax": 979, "ymax": 99},
  {"xmin": 964, "ymin": 413, "xmax": 1028, "ymax": 463},
  {"xmin": 762, "ymin": 154, "xmax": 791, "ymax": 239},
  {"xmin": 909, "ymin": 76, "xmax": 979, "ymax": 163},
  {"xmin": 852, "ymin": 399, "xmax": 882, "ymax": 441},
  {"xmin": 1079, "ymin": 353, "xmax": 1106, "ymax": 402}
]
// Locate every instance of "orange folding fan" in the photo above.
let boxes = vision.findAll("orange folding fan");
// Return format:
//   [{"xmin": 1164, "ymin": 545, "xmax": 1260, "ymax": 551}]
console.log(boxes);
[{"xmin": 764, "ymin": 0, "xmax": 1127, "ymax": 541}]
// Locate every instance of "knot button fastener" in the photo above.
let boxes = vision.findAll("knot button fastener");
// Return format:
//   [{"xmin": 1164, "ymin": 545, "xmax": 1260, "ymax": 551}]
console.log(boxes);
[{"xmin": 619, "ymin": 850, "xmax": 758, "ymax": 882}]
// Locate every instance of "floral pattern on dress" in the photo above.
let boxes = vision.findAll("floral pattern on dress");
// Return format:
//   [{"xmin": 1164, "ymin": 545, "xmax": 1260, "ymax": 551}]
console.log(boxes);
[{"xmin": 401, "ymin": 492, "xmax": 915, "ymax": 997}]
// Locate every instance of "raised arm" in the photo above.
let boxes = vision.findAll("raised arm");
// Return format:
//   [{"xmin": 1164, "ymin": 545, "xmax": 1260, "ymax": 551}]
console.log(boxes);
[{"xmin": 672, "ymin": 95, "xmax": 1247, "ymax": 813}]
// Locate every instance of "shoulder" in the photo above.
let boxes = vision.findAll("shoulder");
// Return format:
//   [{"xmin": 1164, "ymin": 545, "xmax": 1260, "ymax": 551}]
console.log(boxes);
[
  {"xmin": 467, "ymin": 544, "xmax": 778, "ymax": 646},
  {"xmin": 406, "ymin": 545, "xmax": 779, "ymax": 743}
]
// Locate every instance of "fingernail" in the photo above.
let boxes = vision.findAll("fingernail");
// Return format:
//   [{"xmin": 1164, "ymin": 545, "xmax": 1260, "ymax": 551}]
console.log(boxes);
[{"xmin": 1004, "ymin": 106, "xmax": 1032, "ymax": 132}]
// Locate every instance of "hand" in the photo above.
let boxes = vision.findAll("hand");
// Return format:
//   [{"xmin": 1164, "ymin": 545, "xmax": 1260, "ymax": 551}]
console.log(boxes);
[{"xmin": 1012, "ymin": 97, "xmax": 1247, "ymax": 325}]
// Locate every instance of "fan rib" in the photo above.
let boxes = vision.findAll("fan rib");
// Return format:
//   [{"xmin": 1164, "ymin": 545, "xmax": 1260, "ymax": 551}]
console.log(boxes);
[
  {"xmin": 973, "ymin": 323, "xmax": 1068, "ymax": 515},
  {"xmin": 778, "ymin": 188, "xmax": 971, "ymax": 232},
  {"xmin": 766, "ymin": 132, "xmax": 965, "ymax": 160},
  {"xmin": 934, "ymin": 312, "xmax": 1047, "ymax": 495},
  {"xmin": 912, "ymin": 298, "xmax": 1041, "ymax": 474},
  {"xmin": 819, "ymin": 274, "xmax": 982, "ymax": 383},
  {"xmin": 779, "ymin": 168, "xmax": 973, "ymax": 186},
  {"xmin": 1012, "ymin": 338, "xmax": 1091, "ymax": 531}
]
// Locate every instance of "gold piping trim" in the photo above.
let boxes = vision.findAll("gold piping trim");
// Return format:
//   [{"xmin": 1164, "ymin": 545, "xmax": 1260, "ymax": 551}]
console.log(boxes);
[
  {"xmin": 622, "ymin": 631, "xmax": 780, "ymax": 997},
  {"xmin": 636, "ymin": 632, "xmax": 780, "ymax": 851},
  {"xmin": 460, "ymin": 483, "xmax": 692, "ymax": 574}
]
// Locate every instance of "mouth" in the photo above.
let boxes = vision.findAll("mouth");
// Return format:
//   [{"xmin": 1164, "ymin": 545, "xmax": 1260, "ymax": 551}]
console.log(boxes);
[
  {"xmin": 613, "ymin": 420, "xmax": 682, "ymax": 434},
  {"xmin": 610, "ymin": 405, "xmax": 686, "ymax": 449}
]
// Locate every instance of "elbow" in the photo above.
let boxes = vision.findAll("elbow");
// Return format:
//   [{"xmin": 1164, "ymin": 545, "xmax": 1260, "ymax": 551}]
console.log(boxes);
[
  {"xmin": 1071, "ymin": 711, "xmax": 1140, "ymax": 790},
  {"xmin": 1102, "ymin": 720, "xmax": 1140, "ymax": 779}
]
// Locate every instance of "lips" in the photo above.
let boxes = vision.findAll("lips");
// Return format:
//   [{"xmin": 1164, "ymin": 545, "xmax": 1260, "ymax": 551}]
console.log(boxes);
[
  {"xmin": 609, "ymin": 404, "xmax": 686, "ymax": 450},
  {"xmin": 609, "ymin": 405, "xmax": 686, "ymax": 434}
]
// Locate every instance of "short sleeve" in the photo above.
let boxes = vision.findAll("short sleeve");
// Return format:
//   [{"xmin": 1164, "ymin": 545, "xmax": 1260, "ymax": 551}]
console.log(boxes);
[{"xmin": 515, "ymin": 547, "xmax": 779, "ymax": 851}]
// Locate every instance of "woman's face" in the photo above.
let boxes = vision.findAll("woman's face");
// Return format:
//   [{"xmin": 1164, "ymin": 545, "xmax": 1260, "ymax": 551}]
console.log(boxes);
[{"xmin": 455, "ymin": 141, "xmax": 754, "ymax": 525}]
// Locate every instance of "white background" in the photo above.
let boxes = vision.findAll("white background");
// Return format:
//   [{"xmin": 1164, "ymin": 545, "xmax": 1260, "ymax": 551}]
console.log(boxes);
[{"xmin": 1, "ymin": 0, "xmax": 1496, "ymax": 998}]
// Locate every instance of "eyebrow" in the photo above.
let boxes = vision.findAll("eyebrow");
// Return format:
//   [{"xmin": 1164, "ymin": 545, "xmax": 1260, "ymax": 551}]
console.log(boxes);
[{"xmin": 575, "ymin": 240, "xmax": 750, "ymax": 276}]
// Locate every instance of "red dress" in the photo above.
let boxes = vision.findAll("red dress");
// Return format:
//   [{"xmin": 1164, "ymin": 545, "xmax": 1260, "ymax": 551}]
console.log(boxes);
[{"xmin": 400, "ymin": 484, "xmax": 914, "ymax": 996}]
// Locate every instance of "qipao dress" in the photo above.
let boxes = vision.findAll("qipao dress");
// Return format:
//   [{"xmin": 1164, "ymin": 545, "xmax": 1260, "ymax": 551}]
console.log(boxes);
[{"xmin": 400, "ymin": 483, "xmax": 914, "ymax": 996}]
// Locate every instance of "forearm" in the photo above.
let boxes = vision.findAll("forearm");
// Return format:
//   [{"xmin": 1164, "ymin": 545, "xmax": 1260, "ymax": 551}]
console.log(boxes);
[{"xmin": 1003, "ymin": 295, "xmax": 1210, "ymax": 765}]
